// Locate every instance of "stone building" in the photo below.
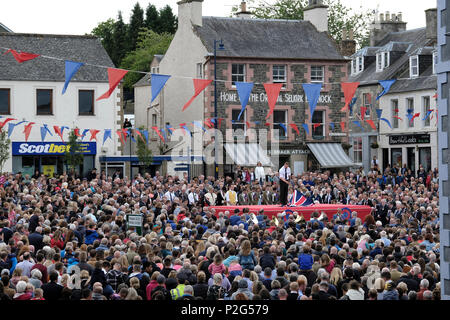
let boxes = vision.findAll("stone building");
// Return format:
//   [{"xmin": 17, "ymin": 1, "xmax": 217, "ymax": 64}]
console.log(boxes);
[{"xmin": 137, "ymin": 0, "xmax": 356, "ymax": 178}]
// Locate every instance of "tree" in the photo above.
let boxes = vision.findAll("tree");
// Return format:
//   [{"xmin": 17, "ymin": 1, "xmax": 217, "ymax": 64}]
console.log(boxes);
[
  {"xmin": 157, "ymin": 5, "xmax": 177, "ymax": 34},
  {"xmin": 112, "ymin": 11, "xmax": 128, "ymax": 67},
  {"xmin": 0, "ymin": 130, "xmax": 11, "ymax": 173},
  {"xmin": 145, "ymin": 3, "xmax": 159, "ymax": 32},
  {"xmin": 91, "ymin": 18, "xmax": 115, "ymax": 61},
  {"xmin": 128, "ymin": 2, "xmax": 145, "ymax": 52},
  {"xmin": 136, "ymin": 126, "xmax": 153, "ymax": 170},
  {"xmin": 231, "ymin": 0, "xmax": 373, "ymax": 48},
  {"xmin": 120, "ymin": 29, "xmax": 174, "ymax": 89},
  {"xmin": 64, "ymin": 129, "xmax": 84, "ymax": 174}
]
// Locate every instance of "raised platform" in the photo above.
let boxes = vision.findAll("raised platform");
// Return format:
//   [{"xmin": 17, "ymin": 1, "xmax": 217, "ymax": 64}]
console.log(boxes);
[{"xmin": 209, "ymin": 204, "xmax": 373, "ymax": 221}]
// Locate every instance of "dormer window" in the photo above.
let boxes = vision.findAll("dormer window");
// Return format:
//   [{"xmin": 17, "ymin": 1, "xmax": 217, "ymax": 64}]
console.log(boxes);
[
  {"xmin": 410, "ymin": 56, "xmax": 419, "ymax": 78},
  {"xmin": 358, "ymin": 57, "xmax": 363, "ymax": 72},
  {"xmin": 384, "ymin": 52, "xmax": 389, "ymax": 68},
  {"xmin": 352, "ymin": 56, "xmax": 364, "ymax": 75},
  {"xmin": 376, "ymin": 52, "xmax": 390, "ymax": 72}
]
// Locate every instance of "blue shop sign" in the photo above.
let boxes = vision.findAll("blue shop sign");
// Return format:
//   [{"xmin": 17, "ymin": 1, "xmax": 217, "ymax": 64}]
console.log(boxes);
[{"xmin": 12, "ymin": 142, "xmax": 97, "ymax": 156}]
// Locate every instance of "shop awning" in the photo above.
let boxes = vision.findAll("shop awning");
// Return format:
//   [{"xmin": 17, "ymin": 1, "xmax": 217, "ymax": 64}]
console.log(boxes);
[
  {"xmin": 307, "ymin": 143, "xmax": 355, "ymax": 168},
  {"xmin": 224, "ymin": 143, "xmax": 273, "ymax": 166}
]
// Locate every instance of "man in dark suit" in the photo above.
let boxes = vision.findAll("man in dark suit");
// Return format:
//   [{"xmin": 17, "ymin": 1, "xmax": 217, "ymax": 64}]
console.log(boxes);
[
  {"xmin": 28, "ymin": 226, "xmax": 44, "ymax": 252},
  {"xmin": 262, "ymin": 186, "xmax": 273, "ymax": 205},
  {"xmin": 375, "ymin": 199, "xmax": 389, "ymax": 226},
  {"xmin": 322, "ymin": 188, "xmax": 334, "ymax": 204},
  {"xmin": 41, "ymin": 271, "xmax": 63, "ymax": 300}
]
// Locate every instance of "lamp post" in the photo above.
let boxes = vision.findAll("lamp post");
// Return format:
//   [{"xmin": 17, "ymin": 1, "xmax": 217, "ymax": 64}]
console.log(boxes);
[{"xmin": 214, "ymin": 39, "xmax": 225, "ymax": 180}]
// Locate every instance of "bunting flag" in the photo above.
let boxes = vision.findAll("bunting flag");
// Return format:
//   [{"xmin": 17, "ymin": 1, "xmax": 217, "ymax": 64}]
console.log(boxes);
[
  {"xmin": 166, "ymin": 125, "xmax": 175, "ymax": 134},
  {"xmin": 152, "ymin": 126, "xmax": 165, "ymax": 142},
  {"xmin": 142, "ymin": 130, "xmax": 149, "ymax": 144},
  {"xmin": 204, "ymin": 119, "xmax": 214, "ymax": 129},
  {"xmin": 121, "ymin": 128, "xmax": 129, "ymax": 141},
  {"xmin": 74, "ymin": 128, "xmax": 82, "ymax": 138},
  {"xmin": 380, "ymin": 118, "xmax": 393, "ymax": 129},
  {"xmin": 349, "ymin": 97, "xmax": 357, "ymax": 116},
  {"xmin": 180, "ymin": 123, "xmax": 191, "ymax": 136},
  {"xmin": 278, "ymin": 123, "xmax": 287, "ymax": 135},
  {"xmin": 62, "ymin": 60, "xmax": 84, "ymax": 94},
  {"xmin": 411, "ymin": 112, "xmax": 421, "ymax": 123},
  {"xmin": 7, "ymin": 121, "xmax": 26, "ymax": 138},
  {"xmin": 130, "ymin": 130, "xmax": 136, "ymax": 143},
  {"xmin": 340, "ymin": 82, "xmax": 360, "ymax": 112},
  {"xmin": 264, "ymin": 83, "xmax": 284, "ymax": 119},
  {"xmin": 40, "ymin": 124, "xmax": 53, "ymax": 142},
  {"xmin": 423, "ymin": 110, "xmax": 434, "ymax": 121},
  {"xmin": 0, "ymin": 118, "xmax": 15, "ymax": 131},
  {"xmin": 302, "ymin": 83, "xmax": 322, "ymax": 121},
  {"xmin": 53, "ymin": 126, "xmax": 64, "ymax": 142},
  {"xmin": 376, "ymin": 79, "xmax": 396, "ymax": 100},
  {"xmin": 97, "ymin": 68, "xmax": 129, "ymax": 101},
  {"xmin": 313, "ymin": 123, "xmax": 321, "ymax": 130},
  {"xmin": 393, "ymin": 115, "xmax": 403, "ymax": 122},
  {"xmin": 246, "ymin": 121, "xmax": 251, "ymax": 128},
  {"xmin": 289, "ymin": 123, "xmax": 299, "ymax": 135},
  {"xmin": 235, "ymin": 82, "xmax": 254, "ymax": 120},
  {"xmin": 103, "ymin": 129, "xmax": 112, "ymax": 145},
  {"xmin": 193, "ymin": 121, "xmax": 207, "ymax": 132},
  {"xmin": 302, "ymin": 123, "xmax": 310, "ymax": 135},
  {"xmin": 353, "ymin": 120, "xmax": 364, "ymax": 131},
  {"xmin": 366, "ymin": 119, "xmax": 376, "ymax": 130},
  {"xmin": 160, "ymin": 128, "xmax": 167, "ymax": 141},
  {"xmin": 135, "ymin": 129, "xmax": 145, "ymax": 143},
  {"xmin": 433, "ymin": 93, "xmax": 438, "ymax": 99},
  {"xmin": 329, "ymin": 122, "xmax": 335, "ymax": 131},
  {"xmin": 81, "ymin": 129, "xmax": 90, "ymax": 140},
  {"xmin": 182, "ymin": 79, "xmax": 213, "ymax": 111},
  {"xmin": 376, "ymin": 109, "xmax": 383, "ymax": 119},
  {"xmin": 340, "ymin": 121, "xmax": 346, "ymax": 132},
  {"xmin": 23, "ymin": 122, "xmax": 35, "ymax": 142},
  {"xmin": 89, "ymin": 129, "xmax": 101, "ymax": 141},
  {"xmin": 151, "ymin": 74, "xmax": 171, "ymax": 102},
  {"xmin": 360, "ymin": 106, "xmax": 367, "ymax": 119},
  {"xmin": 116, "ymin": 130, "xmax": 125, "ymax": 145},
  {"xmin": 218, "ymin": 118, "xmax": 224, "ymax": 128},
  {"xmin": 406, "ymin": 109, "xmax": 414, "ymax": 122},
  {"xmin": 61, "ymin": 126, "xmax": 69, "ymax": 135},
  {"xmin": 4, "ymin": 49, "xmax": 40, "ymax": 63}
]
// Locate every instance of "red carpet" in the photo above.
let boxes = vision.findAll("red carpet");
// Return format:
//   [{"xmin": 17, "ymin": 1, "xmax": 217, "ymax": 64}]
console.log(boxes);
[{"xmin": 209, "ymin": 204, "xmax": 373, "ymax": 221}]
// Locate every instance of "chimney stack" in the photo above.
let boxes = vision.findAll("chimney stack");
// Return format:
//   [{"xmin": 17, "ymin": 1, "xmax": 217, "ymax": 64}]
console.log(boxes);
[
  {"xmin": 236, "ymin": 1, "xmax": 252, "ymax": 19},
  {"xmin": 425, "ymin": 8, "xmax": 437, "ymax": 43},
  {"xmin": 370, "ymin": 9, "xmax": 407, "ymax": 46},
  {"xmin": 340, "ymin": 29, "xmax": 356, "ymax": 57},
  {"xmin": 177, "ymin": 0, "xmax": 203, "ymax": 27},
  {"xmin": 304, "ymin": 0, "xmax": 329, "ymax": 33}
]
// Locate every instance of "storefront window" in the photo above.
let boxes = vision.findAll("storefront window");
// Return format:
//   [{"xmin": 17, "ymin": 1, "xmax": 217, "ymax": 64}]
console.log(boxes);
[
  {"xmin": 419, "ymin": 147, "xmax": 432, "ymax": 172},
  {"xmin": 391, "ymin": 148, "xmax": 402, "ymax": 168}
]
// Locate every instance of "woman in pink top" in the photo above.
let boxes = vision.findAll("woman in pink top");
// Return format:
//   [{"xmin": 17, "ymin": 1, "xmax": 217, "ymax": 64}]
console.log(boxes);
[{"xmin": 208, "ymin": 254, "xmax": 227, "ymax": 276}]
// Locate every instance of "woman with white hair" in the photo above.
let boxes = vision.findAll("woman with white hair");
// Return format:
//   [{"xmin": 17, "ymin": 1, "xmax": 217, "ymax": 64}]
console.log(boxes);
[
  {"xmin": 29, "ymin": 269, "xmax": 42, "ymax": 289},
  {"xmin": 13, "ymin": 280, "xmax": 32, "ymax": 300}
]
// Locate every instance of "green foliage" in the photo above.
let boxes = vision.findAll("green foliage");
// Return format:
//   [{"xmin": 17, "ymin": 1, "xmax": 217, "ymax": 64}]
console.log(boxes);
[
  {"xmin": 64, "ymin": 129, "xmax": 84, "ymax": 172},
  {"xmin": 0, "ymin": 130, "xmax": 11, "ymax": 173},
  {"xmin": 145, "ymin": 4, "xmax": 159, "ymax": 31},
  {"xmin": 91, "ymin": 18, "xmax": 115, "ymax": 61},
  {"xmin": 128, "ymin": 2, "xmax": 145, "ymax": 52},
  {"xmin": 112, "ymin": 11, "xmax": 129, "ymax": 66},
  {"xmin": 157, "ymin": 5, "xmax": 177, "ymax": 34},
  {"xmin": 231, "ymin": 0, "xmax": 373, "ymax": 48},
  {"xmin": 136, "ymin": 126, "xmax": 153, "ymax": 168},
  {"xmin": 120, "ymin": 30, "xmax": 174, "ymax": 89}
]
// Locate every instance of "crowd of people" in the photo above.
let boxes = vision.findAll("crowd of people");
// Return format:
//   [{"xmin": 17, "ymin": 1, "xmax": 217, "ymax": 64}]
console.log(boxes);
[{"xmin": 0, "ymin": 159, "xmax": 441, "ymax": 300}]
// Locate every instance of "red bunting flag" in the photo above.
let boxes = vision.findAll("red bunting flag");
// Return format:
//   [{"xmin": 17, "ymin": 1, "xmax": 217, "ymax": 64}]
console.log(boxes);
[
  {"xmin": 74, "ymin": 128, "xmax": 82, "ymax": 138},
  {"xmin": 89, "ymin": 129, "xmax": 101, "ymax": 141},
  {"xmin": 121, "ymin": 128, "xmax": 129, "ymax": 142},
  {"xmin": 393, "ymin": 116, "xmax": 403, "ymax": 121},
  {"xmin": 116, "ymin": 130, "xmax": 125, "ymax": 145},
  {"xmin": 341, "ymin": 82, "xmax": 360, "ymax": 112},
  {"xmin": 246, "ymin": 121, "xmax": 250, "ymax": 128},
  {"xmin": 265, "ymin": 123, "xmax": 271, "ymax": 126},
  {"xmin": 4, "ymin": 49, "xmax": 40, "ymax": 63},
  {"xmin": 134, "ymin": 129, "xmax": 146, "ymax": 143},
  {"xmin": 23, "ymin": 122, "xmax": 35, "ymax": 142},
  {"xmin": 218, "ymin": 118, "xmax": 224, "ymax": 128},
  {"xmin": 433, "ymin": 93, "xmax": 438, "ymax": 99},
  {"xmin": 360, "ymin": 106, "xmax": 367, "ymax": 119},
  {"xmin": 204, "ymin": 119, "xmax": 214, "ymax": 129},
  {"xmin": 366, "ymin": 119, "xmax": 376, "ymax": 130},
  {"xmin": 340, "ymin": 121, "xmax": 346, "ymax": 132},
  {"xmin": 313, "ymin": 123, "xmax": 321, "ymax": 130},
  {"xmin": 97, "ymin": 68, "xmax": 129, "ymax": 101},
  {"xmin": 53, "ymin": 126, "xmax": 64, "ymax": 142},
  {"xmin": 182, "ymin": 79, "xmax": 213, "ymax": 111},
  {"xmin": 0, "ymin": 118, "xmax": 16, "ymax": 131},
  {"xmin": 264, "ymin": 83, "xmax": 283, "ymax": 119},
  {"xmin": 411, "ymin": 113, "xmax": 421, "ymax": 123},
  {"xmin": 289, "ymin": 123, "xmax": 300, "ymax": 135},
  {"xmin": 152, "ymin": 127, "xmax": 165, "ymax": 142}
]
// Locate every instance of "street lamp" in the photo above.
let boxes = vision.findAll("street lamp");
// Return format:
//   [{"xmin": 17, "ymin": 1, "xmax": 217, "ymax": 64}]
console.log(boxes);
[{"xmin": 214, "ymin": 39, "xmax": 225, "ymax": 180}]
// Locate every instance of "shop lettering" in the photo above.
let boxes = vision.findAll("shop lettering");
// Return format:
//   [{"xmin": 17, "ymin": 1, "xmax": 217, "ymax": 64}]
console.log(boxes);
[
  {"xmin": 18, "ymin": 143, "xmax": 71, "ymax": 154},
  {"xmin": 219, "ymin": 92, "xmax": 332, "ymax": 104},
  {"xmin": 389, "ymin": 134, "xmax": 430, "ymax": 145}
]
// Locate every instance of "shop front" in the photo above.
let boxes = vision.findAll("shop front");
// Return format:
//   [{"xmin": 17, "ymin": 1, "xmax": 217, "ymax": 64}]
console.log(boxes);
[{"xmin": 11, "ymin": 141, "xmax": 96, "ymax": 177}]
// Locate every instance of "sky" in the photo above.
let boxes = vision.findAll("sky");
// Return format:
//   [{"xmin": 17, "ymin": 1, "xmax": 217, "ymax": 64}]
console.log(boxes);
[{"xmin": 0, "ymin": 0, "xmax": 436, "ymax": 35}]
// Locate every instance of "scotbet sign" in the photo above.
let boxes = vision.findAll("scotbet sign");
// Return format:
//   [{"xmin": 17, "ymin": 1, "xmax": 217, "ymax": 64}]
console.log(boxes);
[{"xmin": 12, "ymin": 142, "xmax": 97, "ymax": 156}]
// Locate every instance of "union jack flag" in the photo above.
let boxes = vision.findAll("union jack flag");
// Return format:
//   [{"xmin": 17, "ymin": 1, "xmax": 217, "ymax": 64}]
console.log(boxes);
[{"xmin": 289, "ymin": 190, "xmax": 313, "ymax": 207}]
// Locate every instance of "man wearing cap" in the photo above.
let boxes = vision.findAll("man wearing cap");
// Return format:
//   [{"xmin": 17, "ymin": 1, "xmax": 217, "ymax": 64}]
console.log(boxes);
[{"xmin": 231, "ymin": 279, "xmax": 254, "ymax": 300}]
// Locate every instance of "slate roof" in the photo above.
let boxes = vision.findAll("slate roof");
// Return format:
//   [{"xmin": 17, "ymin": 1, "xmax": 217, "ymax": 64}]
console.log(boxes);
[
  {"xmin": 0, "ymin": 22, "xmax": 12, "ymax": 33},
  {"xmin": 193, "ymin": 17, "xmax": 345, "ymax": 60},
  {"xmin": 0, "ymin": 33, "xmax": 114, "ymax": 82},
  {"xmin": 348, "ymin": 27, "xmax": 437, "ymax": 93},
  {"xmin": 134, "ymin": 73, "xmax": 151, "ymax": 87}
]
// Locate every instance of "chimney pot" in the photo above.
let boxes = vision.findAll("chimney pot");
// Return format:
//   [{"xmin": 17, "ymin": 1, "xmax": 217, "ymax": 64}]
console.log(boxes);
[
  {"xmin": 380, "ymin": 13, "xmax": 384, "ymax": 22},
  {"xmin": 342, "ymin": 29, "xmax": 348, "ymax": 40},
  {"xmin": 241, "ymin": 1, "xmax": 247, "ymax": 12},
  {"xmin": 349, "ymin": 29, "xmax": 354, "ymax": 40},
  {"xmin": 385, "ymin": 11, "xmax": 390, "ymax": 21}
]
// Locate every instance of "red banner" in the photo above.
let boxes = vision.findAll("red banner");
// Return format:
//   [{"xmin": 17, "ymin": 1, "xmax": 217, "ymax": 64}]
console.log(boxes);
[
  {"xmin": 97, "ymin": 68, "xmax": 129, "ymax": 101},
  {"xmin": 340, "ymin": 82, "xmax": 360, "ymax": 112},
  {"xmin": 182, "ymin": 79, "xmax": 213, "ymax": 111},
  {"xmin": 4, "ymin": 49, "xmax": 40, "ymax": 63},
  {"xmin": 264, "ymin": 83, "xmax": 283, "ymax": 119}
]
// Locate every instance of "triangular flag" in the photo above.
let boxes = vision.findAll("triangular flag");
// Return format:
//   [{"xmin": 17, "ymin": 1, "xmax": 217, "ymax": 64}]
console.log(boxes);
[
  {"xmin": 380, "ymin": 118, "xmax": 392, "ymax": 129},
  {"xmin": 302, "ymin": 123, "xmax": 310, "ymax": 135},
  {"xmin": 411, "ymin": 113, "xmax": 421, "ymax": 123},
  {"xmin": 340, "ymin": 82, "xmax": 360, "ymax": 112},
  {"xmin": 166, "ymin": 125, "xmax": 174, "ymax": 134},
  {"xmin": 246, "ymin": 121, "xmax": 251, "ymax": 128},
  {"xmin": 116, "ymin": 130, "xmax": 125, "ymax": 145},
  {"xmin": 130, "ymin": 129, "xmax": 136, "ymax": 143},
  {"xmin": 302, "ymin": 83, "xmax": 322, "ymax": 121},
  {"xmin": 151, "ymin": 74, "xmax": 171, "ymax": 102},
  {"xmin": 181, "ymin": 124, "xmax": 191, "ymax": 136},
  {"xmin": 278, "ymin": 123, "xmax": 287, "ymax": 135},
  {"xmin": 376, "ymin": 79, "xmax": 396, "ymax": 100},
  {"xmin": 0, "ymin": 118, "xmax": 15, "ymax": 131},
  {"xmin": 7, "ymin": 121, "xmax": 26, "ymax": 138},
  {"xmin": 81, "ymin": 129, "xmax": 90, "ymax": 140},
  {"xmin": 329, "ymin": 122, "xmax": 335, "ymax": 131},
  {"xmin": 160, "ymin": 128, "xmax": 167, "ymax": 141},
  {"xmin": 89, "ymin": 129, "xmax": 101, "ymax": 141},
  {"xmin": 121, "ymin": 128, "xmax": 129, "ymax": 142},
  {"xmin": 61, "ymin": 126, "xmax": 69, "ymax": 135},
  {"xmin": 103, "ymin": 129, "xmax": 112, "ymax": 145},
  {"xmin": 376, "ymin": 109, "xmax": 383, "ymax": 119},
  {"xmin": 235, "ymin": 82, "xmax": 254, "ymax": 120},
  {"xmin": 423, "ymin": 110, "xmax": 433, "ymax": 121},
  {"xmin": 433, "ymin": 93, "xmax": 438, "ymax": 99},
  {"xmin": 142, "ymin": 130, "xmax": 149, "ymax": 143},
  {"xmin": 349, "ymin": 97, "xmax": 357, "ymax": 116},
  {"xmin": 74, "ymin": 128, "xmax": 82, "ymax": 138},
  {"xmin": 182, "ymin": 79, "xmax": 213, "ymax": 111},
  {"xmin": 360, "ymin": 106, "xmax": 367, "ymax": 119},
  {"xmin": 62, "ymin": 60, "xmax": 84, "ymax": 94},
  {"xmin": 366, "ymin": 119, "xmax": 376, "ymax": 130},
  {"xmin": 353, "ymin": 120, "xmax": 364, "ymax": 131},
  {"xmin": 53, "ymin": 126, "xmax": 64, "ymax": 142},
  {"xmin": 135, "ymin": 129, "xmax": 145, "ymax": 143},
  {"xmin": 204, "ymin": 119, "xmax": 214, "ymax": 129},
  {"xmin": 289, "ymin": 123, "xmax": 300, "ymax": 135},
  {"xmin": 40, "ymin": 125, "xmax": 53, "ymax": 142},
  {"xmin": 97, "ymin": 68, "xmax": 129, "ymax": 101},
  {"xmin": 152, "ymin": 127, "xmax": 165, "ymax": 142},
  {"xmin": 23, "ymin": 123, "xmax": 35, "ymax": 142},
  {"xmin": 313, "ymin": 123, "xmax": 321, "ymax": 130},
  {"xmin": 4, "ymin": 49, "xmax": 40, "ymax": 63},
  {"xmin": 393, "ymin": 116, "xmax": 403, "ymax": 122},
  {"xmin": 264, "ymin": 83, "xmax": 283, "ymax": 119},
  {"xmin": 340, "ymin": 121, "xmax": 346, "ymax": 132}
]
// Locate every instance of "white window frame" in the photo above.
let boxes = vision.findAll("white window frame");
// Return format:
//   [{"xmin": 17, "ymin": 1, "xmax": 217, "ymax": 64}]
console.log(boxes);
[
  {"xmin": 351, "ymin": 59, "xmax": 357, "ymax": 75},
  {"xmin": 151, "ymin": 67, "xmax": 159, "ymax": 74},
  {"xmin": 406, "ymin": 97, "xmax": 415, "ymax": 128},
  {"xmin": 384, "ymin": 52, "xmax": 389, "ymax": 68},
  {"xmin": 196, "ymin": 63, "xmax": 203, "ymax": 79},
  {"xmin": 362, "ymin": 93, "xmax": 371, "ymax": 118},
  {"xmin": 376, "ymin": 53, "xmax": 383, "ymax": 72},
  {"xmin": 311, "ymin": 65, "xmax": 324, "ymax": 83},
  {"xmin": 273, "ymin": 110, "xmax": 288, "ymax": 140},
  {"xmin": 410, "ymin": 55, "xmax": 419, "ymax": 78},
  {"xmin": 232, "ymin": 108, "xmax": 246, "ymax": 136},
  {"xmin": 391, "ymin": 99, "xmax": 399, "ymax": 129},
  {"xmin": 358, "ymin": 56, "xmax": 364, "ymax": 72},
  {"xmin": 273, "ymin": 65, "xmax": 287, "ymax": 88},
  {"xmin": 422, "ymin": 96, "xmax": 431, "ymax": 127},
  {"xmin": 231, "ymin": 64, "xmax": 246, "ymax": 88},
  {"xmin": 433, "ymin": 51, "xmax": 437, "ymax": 74},
  {"xmin": 353, "ymin": 137, "xmax": 363, "ymax": 163}
]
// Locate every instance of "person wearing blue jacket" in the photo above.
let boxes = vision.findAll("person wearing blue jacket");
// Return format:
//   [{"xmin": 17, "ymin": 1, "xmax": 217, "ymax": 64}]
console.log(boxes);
[
  {"xmin": 85, "ymin": 225, "xmax": 99, "ymax": 245},
  {"xmin": 298, "ymin": 246, "xmax": 313, "ymax": 271}
]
